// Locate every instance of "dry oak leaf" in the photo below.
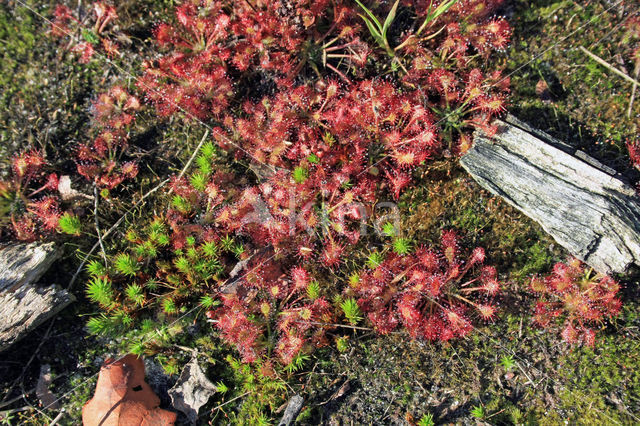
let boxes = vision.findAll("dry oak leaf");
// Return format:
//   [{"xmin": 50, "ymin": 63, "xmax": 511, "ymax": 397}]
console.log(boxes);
[{"xmin": 82, "ymin": 354, "xmax": 177, "ymax": 426}]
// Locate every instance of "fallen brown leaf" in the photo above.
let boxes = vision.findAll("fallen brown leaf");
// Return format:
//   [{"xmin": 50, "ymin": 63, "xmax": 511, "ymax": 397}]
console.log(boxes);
[{"xmin": 82, "ymin": 354, "xmax": 176, "ymax": 426}]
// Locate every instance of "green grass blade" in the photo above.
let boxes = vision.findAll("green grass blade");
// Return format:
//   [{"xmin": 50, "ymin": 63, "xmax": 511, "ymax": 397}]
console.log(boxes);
[
  {"xmin": 382, "ymin": 0, "xmax": 400, "ymax": 37},
  {"xmin": 430, "ymin": 0, "xmax": 459, "ymax": 22},
  {"xmin": 360, "ymin": 14, "xmax": 385, "ymax": 47},
  {"xmin": 417, "ymin": 0, "xmax": 460, "ymax": 36},
  {"xmin": 354, "ymin": 0, "xmax": 383, "ymax": 31}
]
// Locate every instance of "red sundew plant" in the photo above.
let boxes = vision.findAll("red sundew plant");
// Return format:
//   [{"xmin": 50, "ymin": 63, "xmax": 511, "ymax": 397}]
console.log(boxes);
[
  {"xmin": 215, "ymin": 78, "xmax": 438, "ymax": 194},
  {"xmin": 422, "ymin": 67, "xmax": 509, "ymax": 152},
  {"xmin": 50, "ymin": 2, "xmax": 120, "ymax": 63},
  {"xmin": 396, "ymin": 0, "xmax": 510, "ymax": 56},
  {"xmin": 76, "ymin": 130, "xmax": 139, "ymax": 190},
  {"xmin": 351, "ymin": 230, "xmax": 501, "ymax": 340},
  {"xmin": 402, "ymin": 51, "xmax": 510, "ymax": 154},
  {"xmin": 368, "ymin": 0, "xmax": 513, "ymax": 152},
  {"xmin": 530, "ymin": 258, "xmax": 622, "ymax": 347},
  {"xmin": 204, "ymin": 79, "xmax": 439, "ymax": 269},
  {"xmin": 0, "ymin": 150, "xmax": 61, "ymax": 240},
  {"xmin": 628, "ymin": 140, "xmax": 640, "ymax": 172},
  {"xmin": 92, "ymin": 86, "xmax": 141, "ymax": 129},
  {"xmin": 138, "ymin": 1, "xmax": 233, "ymax": 119},
  {"xmin": 223, "ymin": 0, "xmax": 342, "ymax": 74},
  {"xmin": 78, "ymin": 0, "xmax": 517, "ymax": 369},
  {"xmin": 138, "ymin": 0, "xmax": 366, "ymax": 118},
  {"xmin": 76, "ymin": 87, "xmax": 141, "ymax": 190},
  {"xmin": 86, "ymin": 201, "xmax": 334, "ymax": 365},
  {"xmin": 210, "ymin": 255, "xmax": 333, "ymax": 364},
  {"xmin": 214, "ymin": 296, "xmax": 264, "ymax": 363},
  {"xmin": 138, "ymin": 0, "xmax": 511, "ymax": 160},
  {"xmin": 82, "ymin": 138, "xmax": 341, "ymax": 366}
]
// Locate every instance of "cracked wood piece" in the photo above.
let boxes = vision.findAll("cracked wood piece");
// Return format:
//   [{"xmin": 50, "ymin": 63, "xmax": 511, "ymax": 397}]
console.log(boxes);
[
  {"xmin": 278, "ymin": 395, "xmax": 304, "ymax": 426},
  {"xmin": 0, "ymin": 242, "xmax": 60, "ymax": 292},
  {"xmin": 0, "ymin": 282, "xmax": 75, "ymax": 352},
  {"xmin": 460, "ymin": 115, "xmax": 640, "ymax": 274},
  {"xmin": 0, "ymin": 242, "xmax": 74, "ymax": 352}
]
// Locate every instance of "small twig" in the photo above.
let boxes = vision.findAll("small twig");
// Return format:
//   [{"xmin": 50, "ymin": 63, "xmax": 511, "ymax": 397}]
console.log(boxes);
[
  {"xmin": 1, "ymin": 319, "xmax": 56, "ymax": 404},
  {"xmin": 627, "ymin": 62, "xmax": 639, "ymax": 118},
  {"xmin": 243, "ymin": 0, "xmax": 257, "ymax": 12},
  {"xmin": 69, "ymin": 129, "xmax": 209, "ymax": 289},
  {"xmin": 48, "ymin": 410, "xmax": 65, "ymax": 426},
  {"xmin": 514, "ymin": 360, "xmax": 536, "ymax": 387},
  {"xmin": 298, "ymin": 320, "xmax": 382, "ymax": 332},
  {"xmin": 518, "ymin": 317, "xmax": 523, "ymax": 339},
  {"xmin": 579, "ymin": 46, "xmax": 640, "ymax": 86},
  {"xmin": 391, "ymin": 56, "xmax": 409, "ymax": 75},
  {"xmin": 486, "ymin": 408, "xmax": 507, "ymax": 419},
  {"xmin": 380, "ymin": 394, "xmax": 396, "ymax": 421},
  {"xmin": 20, "ymin": 384, "xmax": 51, "ymax": 423},
  {"xmin": 169, "ymin": 129, "xmax": 210, "ymax": 194},
  {"xmin": 0, "ymin": 405, "xmax": 33, "ymax": 416},
  {"xmin": 0, "ymin": 389, "xmax": 36, "ymax": 409},
  {"xmin": 174, "ymin": 344, "xmax": 198, "ymax": 355},
  {"xmin": 210, "ymin": 391, "xmax": 250, "ymax": 412},
  {"xmin": 318, "ymin": 380, "xmax": 350, "ymax": 406},
  {"xmin": 93, "ymin": 185, "xmax": 107, "ymax": 264},
  {"xmin": 67, "ymin": 176, "xmax": 171, "ymax": 290},
  {"xmin": 273, "ymin": 369, "xmax": 295, "ymax": 393}
]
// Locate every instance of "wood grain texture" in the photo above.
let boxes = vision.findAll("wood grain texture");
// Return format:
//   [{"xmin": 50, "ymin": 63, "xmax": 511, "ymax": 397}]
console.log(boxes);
[
  {"xmin": 0, "ymin": 242, "xmax": 60, "ymax": 292},
  {"xmin": 0, "ymin": 242, "xmax": 74, "ymax": 352},
  {"xmin": 278, "ymin": 395, "xmax": 304, "ymax": 426},
  {"xmin": 460, "ymin": 115, "xmax": 640, "ymax": 274}
]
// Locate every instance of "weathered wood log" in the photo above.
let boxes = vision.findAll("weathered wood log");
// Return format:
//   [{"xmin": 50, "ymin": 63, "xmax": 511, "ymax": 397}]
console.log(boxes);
[
  {"xmin": 278, "ymin": 395, "xmax": 304, "ymax": 426},
  {"xmin": 0, "ymin": 242, "xmax": 74, "ymax": 352},
  {"xmin": 0, "ymin": 242, "xmax": 60, "ymax": 292},
  {"xmin": 460, "ymin": 115, "xmax": 640, "ymax": 274}
]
